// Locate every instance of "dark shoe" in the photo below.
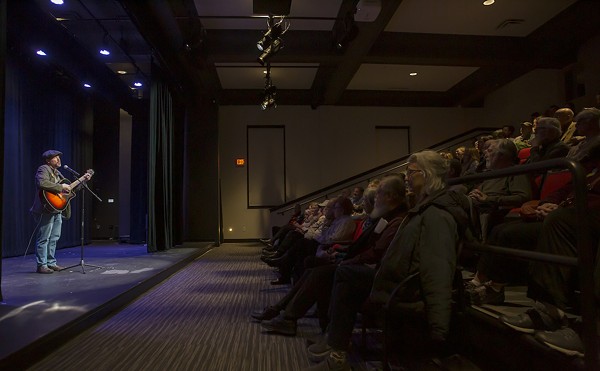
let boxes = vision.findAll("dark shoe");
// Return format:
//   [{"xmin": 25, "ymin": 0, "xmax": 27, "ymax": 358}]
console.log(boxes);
[
  {"xmin": 467, "ymin": 283, "xmax": 505, "ymax": 305},
  {"xmin": 307, "ymin": 338, "xmax": 333, "ymax": 362},
  {"xmin": 262, "ymin": 246, "xmax": 277, "ymax": 253},
  {"xmin": 270, "ymin": 277, "xmax": 291, "ymax": 285},
  {"xmin": 264, "ymin": 254, "xmax": 289, "ymax": 268},
  {"xmin": 261, "ymin": 250, "xmax": 281, "ymax": 259},
  {"xmin": 500, "ymin": 302, "xmax": 566, "ymax": 334},
  {"xmin": 36, "ymin": 266, "xmax": 54, "ymax": 274},
  {"xmin": 260, "ymin": 316, "xmax": 297, "ymax": 336},
  {"xmin": 251, "ymin": 306, "xmax": 280, "ymax": 321},
  {"xmin": 304, "ymin": 351, "xmax": 349, "ymax": 370},
  {"xmin": 534, "ymin": 327, "xmax": 584, "ymax": 357},
  {"xmin": 48, "ymin": 265, "xmax": 64, "ymax": 271}
]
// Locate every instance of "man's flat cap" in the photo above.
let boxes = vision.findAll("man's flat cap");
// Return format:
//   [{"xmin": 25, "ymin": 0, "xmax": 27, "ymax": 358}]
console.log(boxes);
[{"xmin": 42, "ymin": 150, "xmax": 63, "ymax": 160}]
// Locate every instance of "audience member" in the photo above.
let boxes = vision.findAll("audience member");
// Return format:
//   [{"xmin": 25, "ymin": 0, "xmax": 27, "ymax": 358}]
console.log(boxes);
[
  {"xmin": 526, "ymin": 117, "xmax": 569, "ymax": 164},
  {"xmin": 474, "ymin": 135, "xmax": 494, "ymax": 173},
  {"xmin": 567, "ymin": 107, "xmax": 600, "ymax": 161},
  {"xmin": 454, "ymin": 146, "xmax": 466, "ymax": 161},
  {"xmin": 555, "ymin": 108, "xmax": 577, "ymax": 144},
  {"xmin": 305, "ymin": 151, "xmax": 471, "ymax": 370},
  {"xmin": 349, "ymin": 186, "xmax": 364, "ymax": 214},
  {"xmin": 513, "ymin": 122, "xmax": 533, "ymax": 151},
  {"xmin": 469, "ymin": 139, "xmax": 532, "ymax": 240},
  {"xmin": 258, "ymin": 175, "xmax": 407, "ymax": 337},
  {"xmin": 264, "ymin": 197, "xmax": 356, "ymax": 284},
  {"xmin": 498, "ymin": 142, "xmax": 600, "ymax": 357}
]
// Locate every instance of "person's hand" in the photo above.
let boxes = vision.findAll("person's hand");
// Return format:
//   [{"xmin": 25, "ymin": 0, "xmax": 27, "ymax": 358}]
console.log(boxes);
[
  {"xmin": 61, "ymin": 183, "xmax": 71, "ymax": 193},
  {"xmin": 469, "ymin": 189, "xmax": 487, "ymax": 202},
  {"xmin": 83, "ymin": 172, "xmax": 92, "ymax": 181},
  {"xmin": 536, "ymin": 203, "xmax": 559, "ymax": 218}
]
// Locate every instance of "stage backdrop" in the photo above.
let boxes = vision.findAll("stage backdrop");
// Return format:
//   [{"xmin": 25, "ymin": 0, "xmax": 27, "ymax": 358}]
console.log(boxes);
[{"xmin": 2, "ymin": 54, "xmax": 94, "ymax": 258}]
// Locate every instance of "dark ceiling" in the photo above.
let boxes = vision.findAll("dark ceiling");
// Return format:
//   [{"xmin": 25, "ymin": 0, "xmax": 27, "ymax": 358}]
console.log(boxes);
[{"xmin": 11, "ymin": 0, "xmax": 600, "ymax": 109}]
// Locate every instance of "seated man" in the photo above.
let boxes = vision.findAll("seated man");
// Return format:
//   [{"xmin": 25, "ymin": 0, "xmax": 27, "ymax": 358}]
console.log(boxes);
[
  {"xmin": 567, "ymin": 107, "xmax": 600, "ymax": 161},
  {"xmin": 305, "ymin": 151, "xmax": 471, "ymax": 370},
  {"xmin": 469, "ymin": 139, "xmax": 532, "ymax": 240},
  {"xmin": 499, "ymin": 142, "xmax": 600, "ymax": 357},
  {"xmin": 526, "ymin": 117, "xmax": 569, "ymax": 164},
  {"xmin": 256, "ymin": 175, "xmax": 407, "ymax": 336}
]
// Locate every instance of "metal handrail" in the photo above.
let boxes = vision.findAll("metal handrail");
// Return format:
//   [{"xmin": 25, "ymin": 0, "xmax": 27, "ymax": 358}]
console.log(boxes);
[
  {"xmin": 448, "ymin": 158, "xmax": 598, "ymax": 370},
  {"xmin": 271, "ymin": 127, "xmax": 498, "ymax": 214}
]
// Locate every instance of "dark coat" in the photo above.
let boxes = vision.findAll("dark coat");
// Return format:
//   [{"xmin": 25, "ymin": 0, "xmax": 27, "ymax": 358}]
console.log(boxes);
[
  {"xmin": 370, "ymin": 190, "xmax": 471, "ymax": 341},
  {"xmin": 30, "ymin": 164, "xmax": 71, "ymax": 219}
]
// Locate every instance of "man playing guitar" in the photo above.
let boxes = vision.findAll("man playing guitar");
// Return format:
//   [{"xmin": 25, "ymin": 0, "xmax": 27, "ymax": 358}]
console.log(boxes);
[{"xmin": 30, "ymin": 150, "xmax": 93, "ymax": 274}]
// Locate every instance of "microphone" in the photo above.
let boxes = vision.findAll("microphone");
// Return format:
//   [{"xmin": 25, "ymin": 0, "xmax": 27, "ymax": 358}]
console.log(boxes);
[{"xmin": 63, "ymin": 165, "xmax": 81, "ymax": 176}]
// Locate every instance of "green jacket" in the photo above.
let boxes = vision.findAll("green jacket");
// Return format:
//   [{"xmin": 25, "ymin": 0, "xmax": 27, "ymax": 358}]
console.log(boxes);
[
  {"xmin": 370, "ymin": 190, "xmax": 471, "ymax": 341},
  {"xmin": 30, "ymin": 164, "xmax": 71, "ymax": 219}
]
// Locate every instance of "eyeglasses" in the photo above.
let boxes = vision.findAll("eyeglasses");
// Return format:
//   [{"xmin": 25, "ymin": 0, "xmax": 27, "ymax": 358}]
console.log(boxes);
[{"xmin": 406, "ymin": 167, "xmax": 423, "ymax": 177}]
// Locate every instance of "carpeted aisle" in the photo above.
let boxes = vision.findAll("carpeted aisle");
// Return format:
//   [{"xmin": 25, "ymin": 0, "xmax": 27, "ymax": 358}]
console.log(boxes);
[{"xmin": 29, "ymin": 243, "xmax": 321, "ymax": 371}]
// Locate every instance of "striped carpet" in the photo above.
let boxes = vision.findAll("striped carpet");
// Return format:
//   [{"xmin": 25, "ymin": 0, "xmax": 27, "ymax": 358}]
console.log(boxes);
[{"xmin": 29, "ymin": 243, "xmax": 327, "ymax": 371}]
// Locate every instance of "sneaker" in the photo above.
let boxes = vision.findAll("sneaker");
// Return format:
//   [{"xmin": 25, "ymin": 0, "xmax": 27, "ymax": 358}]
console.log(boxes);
[
  {"xmin": 307, "ymin": 338, "xmax": 333, "ymax": 362},
  {"xmin": 534, "ymin": 327, "xmax": 585, "ymax": 357},
  {"xmin": 303, "ymin": 352, "xmax": 350, "ymax": 371},
  {"xmin": 500, "ymin": 302, "xmax": 566, "ymax": 334},
  {"xmin": 250, "ymin": 306, "xmax": 280, "ymax": 321},
  {"xmin": 260, "ymin": 315, "xmax": 297, "ymax": 336},
  {"xmin": 467, "ymin": 283, "xmax": 505, "ymax": 305}
]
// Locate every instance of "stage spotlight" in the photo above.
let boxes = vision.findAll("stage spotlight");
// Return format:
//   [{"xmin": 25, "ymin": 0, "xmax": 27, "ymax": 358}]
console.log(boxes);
[
  {"xmin": 260, "ymin": 85, "xmax": 277, "ymax": 110},
  {"xmin": 260, "ymin": 65, "xmax": 277, "ymax": 110},
  {"xmin": 257, "ymin": 22, "xmax": 282, "ymax": 51},
  {"xmin": 257, "ymin": 38, "xmax": 282, "ymax": 65}
]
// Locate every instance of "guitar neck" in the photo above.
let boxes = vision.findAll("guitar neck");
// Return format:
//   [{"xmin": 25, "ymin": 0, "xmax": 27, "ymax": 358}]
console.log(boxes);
[{"xmin": 70, "ymin": 174, "xmax": 88, "ymax": 189}]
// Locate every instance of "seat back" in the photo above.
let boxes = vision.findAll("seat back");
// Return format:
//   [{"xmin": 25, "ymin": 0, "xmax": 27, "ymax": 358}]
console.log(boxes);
[
  {"xmin": 518, "ymin": 147, "xmax": 531, "ymax": 164},
  {"xmin": 538, "ymin": 171, "xmax": 572, "ymax": 200}
]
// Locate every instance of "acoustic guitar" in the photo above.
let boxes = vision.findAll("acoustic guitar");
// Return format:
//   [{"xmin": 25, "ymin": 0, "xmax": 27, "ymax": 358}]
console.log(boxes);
[{"xmin": 41, "ymin": 169, "xmax": 94, "ymax": 212}]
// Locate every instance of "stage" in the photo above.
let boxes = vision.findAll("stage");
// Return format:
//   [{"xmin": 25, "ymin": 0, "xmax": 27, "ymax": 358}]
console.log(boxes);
[{"xmin": 0, "ymin": 241, "xmax": 212, "ymax": 368}]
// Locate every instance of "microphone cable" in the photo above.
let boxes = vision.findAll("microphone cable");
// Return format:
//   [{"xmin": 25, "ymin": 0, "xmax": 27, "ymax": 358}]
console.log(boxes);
[{"xmin": 23, "ymin": 213, "xmax": 43, "ymax": 259}]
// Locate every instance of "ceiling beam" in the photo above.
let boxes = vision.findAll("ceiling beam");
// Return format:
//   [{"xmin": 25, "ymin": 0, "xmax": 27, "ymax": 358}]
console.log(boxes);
[{"xmin": 317, "ymin": 0, "xmax": 405, "ymax": 106}]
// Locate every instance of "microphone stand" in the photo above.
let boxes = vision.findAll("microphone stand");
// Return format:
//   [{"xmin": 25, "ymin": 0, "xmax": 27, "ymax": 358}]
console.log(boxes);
[{"xmin": 63, "ymin": 169, "xmax": 104, "ymax": 274}]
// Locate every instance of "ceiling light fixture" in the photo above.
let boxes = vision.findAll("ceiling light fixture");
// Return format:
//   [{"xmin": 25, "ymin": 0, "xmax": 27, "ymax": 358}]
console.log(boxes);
[
  {"xmin": 83, "ymin": 83, "xmax": 92, "ymax": 88},
  {"xmin": 117, "ymin": 70, "xmax": 127, "ymax": 75},
  {"xmin": 99, "ymin": 33, "xmax": 111, "ymax": 56},
  {"xmin": 409, "ymin": 72, "xmax": 418, "ymax": 76},
  {"xmin": 36, "ymin": 50, "xmax": 47, "ymax": 56},
  {"xmin": 483, "ymin": 0, "xmax": 495, "ymax": 5},
  {"xmin": 50, "ymin": 0, "xmax": 64, "ymax": 5},
  {"xmin": 257, "ymin": 16, "xmax": 289, "ymax": 66}
]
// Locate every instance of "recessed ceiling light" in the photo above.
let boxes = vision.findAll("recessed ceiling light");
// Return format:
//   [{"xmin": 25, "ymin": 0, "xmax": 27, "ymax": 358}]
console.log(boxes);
[
  {"xmin": 99, "ymin": 49, "xmax": 110, "ymax": 56},
  {"xmin": 117, "ymin": 70, "xmax": 127, "ymax": 75},
  {"xmin": 133, "ymin": 82, "xmax": 143, "ymax": 87},
  {"xmin": 409, "ymin": 72, "xmax": 418, "ymax": 76},
  {"xmin": 83, "ymin": 83, "xmax": 92, "ymax": 88},
  {"xmin": 483, "ymin": 0, "xmax": 495, "ymax": 5},
  {"xmin": 51, "ymin": 0, "xmax": 64, "ymax": 5},
  {"xmin": 36, "ymin": 50, "xmax": 47, "ymax": 56}
]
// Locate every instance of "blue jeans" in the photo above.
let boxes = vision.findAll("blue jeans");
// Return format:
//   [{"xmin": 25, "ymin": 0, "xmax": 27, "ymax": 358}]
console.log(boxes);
[{"xmin": 35, "ymin": 213, "xmax": 62, "ymax": 267}]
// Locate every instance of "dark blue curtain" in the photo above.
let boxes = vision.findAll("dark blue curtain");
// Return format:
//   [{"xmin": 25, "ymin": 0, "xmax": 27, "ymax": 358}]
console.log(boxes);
[
  {"xmin": 2, "ymin": 54, "xmax": 94, "ymax": 258},
  {"xmin": 147, "ymin": 79, "xmax": 174, "ymax": 252}
]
